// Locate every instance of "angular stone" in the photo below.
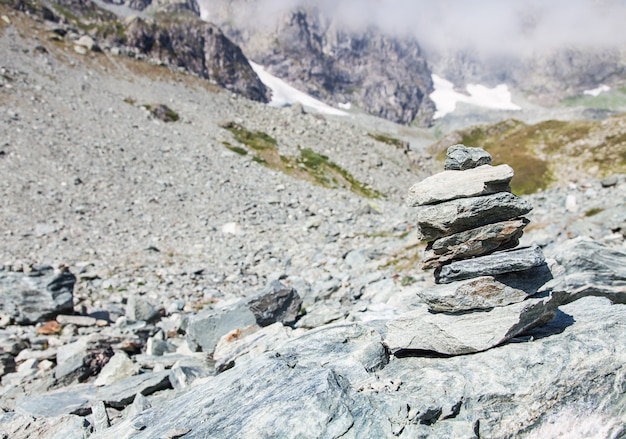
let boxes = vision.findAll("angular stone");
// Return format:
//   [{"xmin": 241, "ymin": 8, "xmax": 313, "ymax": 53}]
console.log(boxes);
[
  {"xmin": 406, "ymin": 164, "xmax": 513, "ymax": 206},
  {"xmin": 384, "ymin": 293, "xmax": 559, "ymax": 356},
  {"xmin": 0, "ymin": 267, "xmax": 75, "ymax": 324},
  {"xmin": 245, "ymin": 280, "xmax": 302, "ymax": 327},
  {"xmin": 90, "ymin": 401, "xmax": 110, "ymax": 432},
  {"xmin": 419, "ymin": 264, "xmax": 553, "ymax": 313},
  {"xmin": 126, "ymin": 295, "xmax": 161, "ymax": 323},
  {"xmin": 168, "ymin": 365, "xmax": 207, "ymax": 390},
  {"xmin": 416, "ymin": 192, "xmax": 533, "ymax": 241},
  {"xmin": 94, "ymin": 351, "xmax": 139, "ymax": 387},
  {"xmin": 125, "ymin": 393, "xmax": 151, "ymax": 418},
  {"xmin": 185, "ymin": 304, "xmax": 256, "ymax": 353},
  {"xmin": 422, "ymin": 218, "xmax": 529, "ymax": 269},
  {"xmin": 444, "ymin": 144, "xmax": 492, "ymax": 171},
  {"xmin": 435, "ymin": 244, "xmax": 545, "ymax": 284},
  {"xmin": 541, "ymin": 237, "xmax": 626, "ymax": 305}
]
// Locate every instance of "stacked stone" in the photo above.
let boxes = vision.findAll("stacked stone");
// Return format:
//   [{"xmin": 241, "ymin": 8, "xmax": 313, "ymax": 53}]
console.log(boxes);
[
  {"xmin": 407, "ymin": 144, "xmax": 545, "ymax": 282},
  {"xmin": 381, "ymin": 145, "xmax": 557, "ymax": 357}
]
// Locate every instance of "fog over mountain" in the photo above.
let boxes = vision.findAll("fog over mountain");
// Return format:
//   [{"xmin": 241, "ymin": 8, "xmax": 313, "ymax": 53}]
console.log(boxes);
[{"xmin": 201, "ymin": 0, "xmax": 626, "ymax": 57}]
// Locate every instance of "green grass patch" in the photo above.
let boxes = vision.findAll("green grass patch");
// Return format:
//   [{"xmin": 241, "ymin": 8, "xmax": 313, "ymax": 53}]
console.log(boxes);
[
  {"xmin": 584, "ymin": 207, "xmax": 604, "ymax": 217},
  {"xmin": 222, "ymin": 141, "xmax": 247, "ymax": 155},
  {"xmin": 219, "ymin": 121, "xmax": 383, "ymax": 198},
  {"xmin": 143, "ymin": 104, "xmax": 179, "ymax": 122},
  {"xmin": 400, "ymin": 276, "xmax": 416, "ymax": 286},
  {"xmin": 220, "ymin": 121, "xmax": 277, "ymax": 151},
  {"xmin": 562, "ymin": 90, "xmax": 626, "ymax": 111},
  {"xmin": 368, "ymin": 132, "xmax": 408, "ymax": 150},
  {"xmin": 431, "ymin": 115, "xmax": 626, "ymax": 194}
]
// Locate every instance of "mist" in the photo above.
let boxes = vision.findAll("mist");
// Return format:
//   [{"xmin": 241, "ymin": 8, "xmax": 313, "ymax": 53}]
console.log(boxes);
[{"xmin": 201, "ymin": 0, "xmax": 626, "ymax": 57}]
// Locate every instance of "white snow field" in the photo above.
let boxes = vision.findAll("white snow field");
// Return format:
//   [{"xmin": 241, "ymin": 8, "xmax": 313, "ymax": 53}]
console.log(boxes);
[
  {"xmin": 430, "ymin": 74, "xmax": 521, "ymax": 119},
  {"xmin": 249, "ymin": 62, "xmax": 348, "ymax": 116}
]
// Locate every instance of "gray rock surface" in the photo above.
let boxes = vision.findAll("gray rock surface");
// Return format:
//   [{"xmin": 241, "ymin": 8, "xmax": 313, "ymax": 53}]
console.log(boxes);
[
  {"xmin": 406, "ymin": 164, "xmax": 512, "ymax": 206},
  {"xmin": 435, "ymin": 244, "xmax": 546, "ymax": 284},
  {"xmin": 384, "ymin": 293, "xmax": 559, "ymax": 355},
  {"xmin": 418, "ymin": 264, "xmax": 553, "ymax": 313},
  {"xmin": 94, "ymin": 297, "xmax": 626, "ymax": 439},
  {"xmin": 416, "ymin": 192, "xmax": 533, "ymax": 241},
  {"xmin": 185, "ymin": 304, "xmax": 257, "ymax": 353},
  {"xmin": 542, "ymin": 237, "xmax": 626, "ymax": 305},
  {"xmin": 0, "ymin": 267, "xmax": 75, "ymax": 324},
  {"xmin": 422, "ymin": 218, "xmax": 529, "ymax": 269},
  {"xmin": 444, "ymin": 144, "xmax": 493, "ymax": 171}
]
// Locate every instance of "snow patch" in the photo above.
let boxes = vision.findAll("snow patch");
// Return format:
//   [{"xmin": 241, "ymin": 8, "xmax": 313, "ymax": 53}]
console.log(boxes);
[
  {"xmin": 430, "ymin": 74, "xmax": 521, "ymax": 119},
  {"xmin": 583, "ymin": 84, "xmax": 610, "ymax": 97},
  {"xmin": 249, "ymin": 62, "xmax": 348, "ymax": 117}
]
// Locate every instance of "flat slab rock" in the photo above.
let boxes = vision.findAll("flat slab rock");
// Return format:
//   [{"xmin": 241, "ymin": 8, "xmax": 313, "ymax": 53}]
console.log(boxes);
[
  {"xmin": 416, "ymin": 192, "xmax": 533, "ymax": 241},
  {"xmin": 384, "ymin": 293, "xmax": 559, "ymax": 356},
  {"xmin": 422, "ymin": 218, "xmax": 529, "ymax": 269},
  {"xmin": 435, "ymin": 244, "xmax": 546, "ymax": 284},
  {"xmin": 406, "ymin": 164, "xmax": 513, "ymax": 207},
  {"xmin": 419, "ymin": 264, "xmax": 553, "ymax": 313},
  {"xmin": 15, "ymin": 371, "xmax": 171, "ymax": 418}
]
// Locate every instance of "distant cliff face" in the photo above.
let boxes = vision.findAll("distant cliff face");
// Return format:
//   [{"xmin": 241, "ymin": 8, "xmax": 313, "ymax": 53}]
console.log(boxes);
[
  {"xmin": 428, "ymin": 47, "xmax": 626, "ymax": 105},
  {"xmin": 203, "ymin": 1, "xmax": 436, "ymax": 125}
]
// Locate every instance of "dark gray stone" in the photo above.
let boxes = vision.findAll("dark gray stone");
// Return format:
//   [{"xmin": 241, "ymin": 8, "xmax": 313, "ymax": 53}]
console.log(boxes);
[
  {"xmin": 435, "ymin": 244, "xmax": 546, "ymax": 284},
  {"xmin": 419, "ymin": 264, "xmax": 553, "ymax": 313},
  {"xmin": 444, "ymin": 144, "xmax": 492, "ymax": 171},
  {"xmin": 0, "ymin": 267, "xmax": 75, "ymax": 324},
  {"xmin": 422, "ymin": 218, "xmax": 529, "ymax": 269},
  {"xmin": 245, "ymin": 280, "xmax": 302, "ymax": 327},
  {"xmin": 416, "ymin": 192, "xmax": 533, "ymax": 241},
  {"xmin": 541, "ymin": 237, "xmax": 626, "ymax": 305}
]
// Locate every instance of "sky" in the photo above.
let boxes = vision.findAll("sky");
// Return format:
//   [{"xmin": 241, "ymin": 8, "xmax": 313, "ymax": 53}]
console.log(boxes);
[{"xmin": 202, "ymin": 0, "xmax": 626, "ymax": 57}]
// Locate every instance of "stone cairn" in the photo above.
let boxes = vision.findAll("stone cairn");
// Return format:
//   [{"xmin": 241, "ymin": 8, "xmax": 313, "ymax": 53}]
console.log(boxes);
[
  {"xmin": 382, "ymin": 144, "xmax": 557, "ymax": 356},
  {"xmin": 408, "ymin": 144, "xmax": 546, "ymax": 288}
]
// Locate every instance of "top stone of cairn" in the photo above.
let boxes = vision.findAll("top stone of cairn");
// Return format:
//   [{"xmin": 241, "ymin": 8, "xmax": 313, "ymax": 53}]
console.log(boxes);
[{"xmin": 444, "ymin": 144, "xmax": 492, "ymax": 171}]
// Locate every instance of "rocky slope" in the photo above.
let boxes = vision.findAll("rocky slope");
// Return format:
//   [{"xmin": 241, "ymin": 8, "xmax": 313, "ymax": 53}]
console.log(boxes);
[
  {"xmin": 201, "ymin": 0, "xmax": 436, "ymax": 126},
  {"xmin": 1, "ymin": 3, "xmax": 625, "ymax": 439}
]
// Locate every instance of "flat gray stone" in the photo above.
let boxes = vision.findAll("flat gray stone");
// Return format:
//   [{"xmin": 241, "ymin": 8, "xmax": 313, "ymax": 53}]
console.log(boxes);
[
  {"xmin": 90, "ymin": 401, "xmax": 110, "ymax": 432},
  {"xmin": 541, "ymin": 237, "xmax": 626, "ymax": 305},
  {"xmin": 384, "ymin": 293, "xmax": 559, "ymax": 355},
  {"xmin": 422, "ymin": 218, "xmax": 529, "ymax": 269},
  {"xmin": 0, "ymin": 267, "xmax": 75, "ymax": 324},
  {"xmin": 419, "ymin": 264, "xmax": 553, "ymax": 313},
  {"xmin": 435, "ymin": 244, "xmax": 546, "ymax": 284},
  {"xmin": 416, "ymin": 192, "xmax": 533, "ymax": 241},
  {"xmin": 16, "ymin": 371, "xmax": 172, "ymax": 417},
  {"xmin": 444, "ymin": 144, "xmax": 492, "ymax": 170},
  {"xmin": 406, "ymin": 164, "xmax": 513, "ymax": 206}
]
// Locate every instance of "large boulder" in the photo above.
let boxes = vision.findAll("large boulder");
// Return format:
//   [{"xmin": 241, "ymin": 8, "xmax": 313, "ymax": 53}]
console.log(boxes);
[
  {"xmin": 0, "ymin": 267, "xmax": 75, "ymax": 324},
  {"xmin": 542, "ymin": 237, "xmax": 626, "ymax": 305}
]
